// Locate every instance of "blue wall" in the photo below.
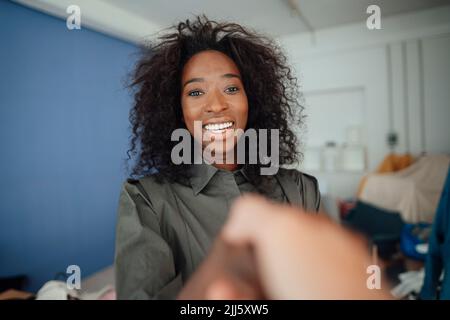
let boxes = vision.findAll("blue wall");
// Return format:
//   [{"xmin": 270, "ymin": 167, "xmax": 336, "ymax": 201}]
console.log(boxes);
[{"xmin": 0, "ymin": 0, "xmax": 137, "ymax": 292}]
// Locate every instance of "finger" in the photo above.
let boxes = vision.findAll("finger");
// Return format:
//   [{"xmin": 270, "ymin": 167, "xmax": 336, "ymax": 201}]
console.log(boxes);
[
  {"xmin": 206, "ymin": 278, "xmax": 240, "ymax": 300},
  {"xmin": 206, "ymin": 276, "xmax": 261, "ymax": 300},
  {"xmin": 222, "ymin": 195, "xmax": 283, "ymax": 245}
]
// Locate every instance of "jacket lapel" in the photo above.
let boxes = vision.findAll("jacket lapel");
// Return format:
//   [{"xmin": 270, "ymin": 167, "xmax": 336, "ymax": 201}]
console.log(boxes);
[{"xmin": 275, "ymin": 171, "xmax": 303, "ymax": 208}]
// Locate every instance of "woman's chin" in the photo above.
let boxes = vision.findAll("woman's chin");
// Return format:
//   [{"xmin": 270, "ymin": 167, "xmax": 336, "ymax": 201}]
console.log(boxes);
[{"xmin": 203, "ymin": 143, "xmax": 237, "ymax": 163}]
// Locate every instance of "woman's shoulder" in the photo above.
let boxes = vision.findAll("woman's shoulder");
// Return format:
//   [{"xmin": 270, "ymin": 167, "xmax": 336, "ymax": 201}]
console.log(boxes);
[
  {"xmin": 276, "ymin": 167, "xmax": 319, "ymax": 188},
  {"xmin": 121, "ymin": 172, "xmax": 191, "ymax": 205},
  {"xmin": 121, "ymin": 173, "xmax": 168, "ymax": 201},
  {"xmin": 276, "ymin": 168, "xmax": 321, "ymax": 211},
  {"xmin": 118, "ymin": 174, "xmax": 174, "ymax": 225},
  {"xmin": 124, "ymin": 173, "xmax": 164, "ymax": 189}
]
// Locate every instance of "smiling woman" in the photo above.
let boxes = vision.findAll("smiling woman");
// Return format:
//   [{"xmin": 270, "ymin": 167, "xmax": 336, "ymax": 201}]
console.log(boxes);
[
  {"xmin": 181, "ymin": 50, "xmax": 248, "ymax": 171},
  {"xmin": 114, "ymin": 15, "xmax": 321, "ymax": 299}
]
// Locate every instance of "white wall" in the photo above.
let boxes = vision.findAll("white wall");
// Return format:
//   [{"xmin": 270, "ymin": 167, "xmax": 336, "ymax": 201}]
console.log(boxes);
[{"xmin": 279, "ymin": 5, "xmax": 450, "ymax": 199}]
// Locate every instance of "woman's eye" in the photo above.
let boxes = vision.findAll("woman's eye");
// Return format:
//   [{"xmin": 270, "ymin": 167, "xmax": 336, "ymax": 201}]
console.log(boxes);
[
  {"xmin": 225, "ymin": 86, "xmax": 239, "ymax": 94},
  {"xmin": 188, "ymin": 90, "xmax": 203, "ymax": 97}
]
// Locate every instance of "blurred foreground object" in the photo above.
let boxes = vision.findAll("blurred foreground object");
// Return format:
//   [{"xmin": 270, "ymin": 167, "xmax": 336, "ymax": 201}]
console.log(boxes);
[{"xmin": 179, "ymin": 196, "xmax": 392, "ymax": 300}]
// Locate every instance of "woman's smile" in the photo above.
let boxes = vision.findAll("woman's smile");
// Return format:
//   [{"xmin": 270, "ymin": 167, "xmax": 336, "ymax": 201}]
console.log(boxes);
[{"xmin": 202, "ymin": 119, "xmax": 235, "ymax": 141}]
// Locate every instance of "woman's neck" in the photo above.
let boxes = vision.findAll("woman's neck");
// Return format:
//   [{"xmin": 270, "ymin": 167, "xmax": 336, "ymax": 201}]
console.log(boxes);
[{"xmin": 212, "ymin": 162, "xmax": 239, "ymax": 171}]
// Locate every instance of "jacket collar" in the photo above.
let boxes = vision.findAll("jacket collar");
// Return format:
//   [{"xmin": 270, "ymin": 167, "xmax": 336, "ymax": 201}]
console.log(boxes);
[
  {"xmin": 189, "ymin": 163, "xmax": 249, "ymax": 195},
  {"xmin": 189, "ymin": 163, "xmax": 219, "ymax": 195}
]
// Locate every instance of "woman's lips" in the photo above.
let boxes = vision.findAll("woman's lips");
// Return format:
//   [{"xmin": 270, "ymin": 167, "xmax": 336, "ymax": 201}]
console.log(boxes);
[{"xmin": 202, "ymin": 121, "xmax": 236, "ymax": 141}]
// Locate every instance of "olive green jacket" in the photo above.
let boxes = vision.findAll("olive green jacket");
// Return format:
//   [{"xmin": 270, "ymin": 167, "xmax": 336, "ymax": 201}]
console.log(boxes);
[{"xmin": 114, "ymin": 164, "xmax": 320, "ymax": 299}]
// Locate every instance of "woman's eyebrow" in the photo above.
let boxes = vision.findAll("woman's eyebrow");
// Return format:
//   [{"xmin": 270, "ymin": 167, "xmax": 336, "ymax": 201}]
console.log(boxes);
[
  {"xmin": 222, "ymin": 73, "xmax": 241, "ymax": 79},
  {"xmin": 183, "ymin": 77, "xmax": 204, "ymax": 88},
  {"xmin": 183, "ymin": 73, "xmax": 241, "ymax": 88}
]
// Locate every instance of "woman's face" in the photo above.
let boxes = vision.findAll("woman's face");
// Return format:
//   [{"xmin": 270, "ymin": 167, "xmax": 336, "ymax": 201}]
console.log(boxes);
[{"xmin": 181, "ymin": 50, "xmax": 248, "ymax": 160}]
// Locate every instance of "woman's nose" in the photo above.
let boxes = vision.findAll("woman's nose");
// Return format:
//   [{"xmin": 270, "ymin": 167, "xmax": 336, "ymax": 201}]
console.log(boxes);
[{"xmin": 205, "ymin": 91, "xmax": 228, "ymax": 113}]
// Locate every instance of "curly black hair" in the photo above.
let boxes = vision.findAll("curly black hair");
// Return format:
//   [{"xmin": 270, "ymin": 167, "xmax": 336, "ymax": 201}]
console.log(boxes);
[{"xmin": 127, "ymin": 15, "xmax": 304, "ymax": 189}]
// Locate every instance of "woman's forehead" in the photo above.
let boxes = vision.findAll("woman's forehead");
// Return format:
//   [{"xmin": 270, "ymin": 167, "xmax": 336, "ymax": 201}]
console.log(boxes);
[{"xmin": 182, "ymin": 50, "xmax": 241, "ymax": 79}]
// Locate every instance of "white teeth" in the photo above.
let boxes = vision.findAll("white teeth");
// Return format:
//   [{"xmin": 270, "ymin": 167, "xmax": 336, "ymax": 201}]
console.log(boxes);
[{"xmin": 204, "ymin": 121, "xmax": 233, "ymax": 131}]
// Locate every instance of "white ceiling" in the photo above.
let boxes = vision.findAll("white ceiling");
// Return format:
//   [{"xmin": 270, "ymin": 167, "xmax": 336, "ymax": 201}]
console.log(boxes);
[
  {"xmin": 14, "ymin": 0, "xmax": 450, "ymax": 43},
  {"xmin": 105, "ymin": 0, "xmax": 450, "ymax": 36}
]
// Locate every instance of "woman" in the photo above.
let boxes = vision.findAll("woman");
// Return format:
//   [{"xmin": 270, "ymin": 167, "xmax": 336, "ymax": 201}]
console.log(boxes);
[{"xmin": 115, "ymin": 16, "xmax": 321, "ymax": 299}]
